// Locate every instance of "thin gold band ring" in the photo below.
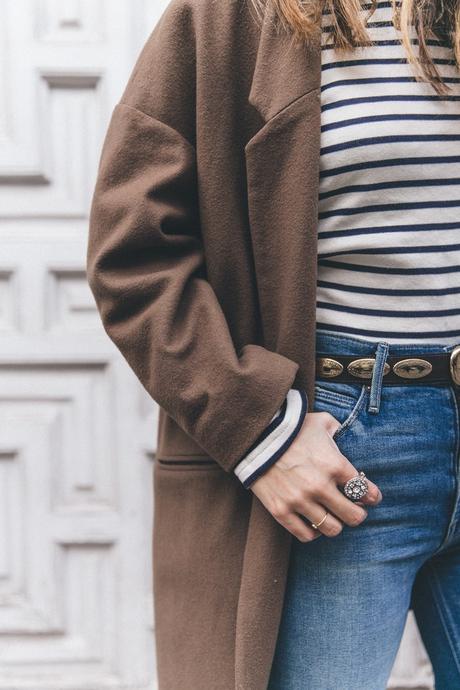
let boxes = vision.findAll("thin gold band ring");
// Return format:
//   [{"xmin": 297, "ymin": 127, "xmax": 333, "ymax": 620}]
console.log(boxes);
[{"xmin": 311, "ymin": 511, "xmax": 329, "ymax": 530}]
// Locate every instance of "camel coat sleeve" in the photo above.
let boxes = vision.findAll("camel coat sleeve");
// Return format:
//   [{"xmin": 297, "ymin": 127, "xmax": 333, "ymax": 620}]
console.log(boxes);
[{"xmin": 86, "ymin": 0, "xmax": 301, "ymax": 474}]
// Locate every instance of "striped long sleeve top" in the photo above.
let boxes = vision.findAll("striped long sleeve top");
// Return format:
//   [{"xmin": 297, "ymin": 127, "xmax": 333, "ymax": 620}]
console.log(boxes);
[{"xmin": 233, "ymin": 0, "xmax": 460, "ymax": 488}]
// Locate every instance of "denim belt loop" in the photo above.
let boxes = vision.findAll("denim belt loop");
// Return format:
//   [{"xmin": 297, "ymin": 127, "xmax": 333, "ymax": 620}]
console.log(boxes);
[{"xmin": 367, "ymin": 341, "xmax": 390, "ymax": 414}]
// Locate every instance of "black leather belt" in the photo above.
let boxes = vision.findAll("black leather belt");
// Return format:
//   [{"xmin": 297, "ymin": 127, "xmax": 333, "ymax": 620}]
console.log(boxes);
[{"xmin": 316, "ymin": 344, "xmax": 460, "ymax": 386}]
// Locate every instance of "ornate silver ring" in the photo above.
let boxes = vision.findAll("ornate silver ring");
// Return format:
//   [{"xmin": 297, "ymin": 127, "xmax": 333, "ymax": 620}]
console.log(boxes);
[{"xmin": 343, "ymin": 471, "xmax": 368, "ymax": 501}]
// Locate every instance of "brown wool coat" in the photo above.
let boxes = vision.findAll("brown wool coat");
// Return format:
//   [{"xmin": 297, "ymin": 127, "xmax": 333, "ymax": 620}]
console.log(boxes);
[{"xmin": 87, "ymin": 1, "xmax": 323, "ymax": 688}]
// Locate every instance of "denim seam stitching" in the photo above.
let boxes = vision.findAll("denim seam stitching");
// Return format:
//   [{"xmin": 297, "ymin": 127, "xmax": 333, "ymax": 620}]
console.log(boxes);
[
  {"xmin": 368, "ymin": 342, "xmax": 389, "ymax": 414},
  {"xmin": 314, "ymin": 390, "xmax": 360, "ymax": 407},
  {"xmin": 444, "ymin": 386, "xmax": 460, "ymax": 542},
  {"xmin": 333, "ymin": 385, "xmax": 368, "ymax": 440},
  {"xmin": 431, "ymin": 386, "xmax": 460, "ymax": 556},
  {"xmin": 425, "ymin": 559, "xmax": 460, "ymax": 676},
  {"xmin": 316, "ymin": 328, "xmax": 455, "ymax": 354}
]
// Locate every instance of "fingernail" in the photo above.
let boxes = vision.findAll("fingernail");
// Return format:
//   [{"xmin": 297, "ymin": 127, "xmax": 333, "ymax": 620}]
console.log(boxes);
[{"xmin": 368, "ymin": 490, "xmax": 381, "ymax": 503}]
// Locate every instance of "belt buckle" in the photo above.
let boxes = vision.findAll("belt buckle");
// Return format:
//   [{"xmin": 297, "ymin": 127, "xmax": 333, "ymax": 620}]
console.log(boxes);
[{"xmin": 450, "ymin": 345, "xmax": 460, "ymax": 386}]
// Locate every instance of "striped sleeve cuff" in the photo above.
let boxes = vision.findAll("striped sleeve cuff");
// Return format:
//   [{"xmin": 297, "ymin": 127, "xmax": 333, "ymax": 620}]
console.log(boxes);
[{"xmin": 233, "ymin": 388, "xmax": 308, "ymax": 490}]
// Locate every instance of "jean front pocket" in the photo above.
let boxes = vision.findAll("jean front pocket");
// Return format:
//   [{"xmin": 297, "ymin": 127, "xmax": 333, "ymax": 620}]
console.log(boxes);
[{"xmin": 313, "ymin": 380, "xmax": 369, "ymax": 441}]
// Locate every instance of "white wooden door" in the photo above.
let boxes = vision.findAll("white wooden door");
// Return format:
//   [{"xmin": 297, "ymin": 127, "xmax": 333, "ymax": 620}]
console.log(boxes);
[
  {"xmin": 0, "ymin": 1, "xmax": 169, "ymax": 688},
  {"xmin": 0, "ymin": 1, "xmax": 434, "ymax": 688}
]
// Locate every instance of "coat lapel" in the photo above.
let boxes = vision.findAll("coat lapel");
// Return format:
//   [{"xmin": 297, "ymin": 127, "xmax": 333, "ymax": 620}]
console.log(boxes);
[
  {"xmin": 248, "ymin": 2, "xmax": 321, "ymax": 121},
  {"xmin": 244, "ymin": 2, "xmax": 322, "ymax": 395},
  {"xmin": 235, "ymin": 10, "xmax": 322, "ymax": 690}
]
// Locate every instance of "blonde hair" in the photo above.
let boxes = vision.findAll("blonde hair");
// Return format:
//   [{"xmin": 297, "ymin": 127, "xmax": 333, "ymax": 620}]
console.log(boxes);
[{"xmin": 249, "ymin": 0, "xmax": 460, "ymax": 95}]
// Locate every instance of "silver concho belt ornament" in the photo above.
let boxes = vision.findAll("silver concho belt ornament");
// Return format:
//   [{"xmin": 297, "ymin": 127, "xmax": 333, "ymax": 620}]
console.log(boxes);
[
  {"xmin": 343, "ymin": 471, "xmax": 368, "ymax": 501},
  {"xmin": 450, "ymin": 344, "xmax": 460, "ymax": 386}
]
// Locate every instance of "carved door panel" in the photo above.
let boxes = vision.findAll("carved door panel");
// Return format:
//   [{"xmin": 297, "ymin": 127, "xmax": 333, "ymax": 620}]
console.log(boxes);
[{"xmin": 0, "ymin": 1, "xmax": 168, "ymax": 688}]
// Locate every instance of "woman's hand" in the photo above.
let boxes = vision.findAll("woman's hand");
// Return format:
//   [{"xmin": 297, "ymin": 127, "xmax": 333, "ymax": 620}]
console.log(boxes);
[{"xmin": 249, "ymin": 411, "xmax": 383, "ymax": 542}]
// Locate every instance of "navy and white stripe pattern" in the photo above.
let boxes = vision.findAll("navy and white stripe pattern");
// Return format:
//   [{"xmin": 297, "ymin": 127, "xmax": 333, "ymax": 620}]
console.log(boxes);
[
  {"xmin": 233, "ymin": 389, "xmax": 307, "ymax": 488},
  {"xmin": 234, "ymin": 1, "xmax": 460, "ymax": 488},
  {"xmin": 317, "ymin": 0, "xmax": 460, "ymax": 343}
]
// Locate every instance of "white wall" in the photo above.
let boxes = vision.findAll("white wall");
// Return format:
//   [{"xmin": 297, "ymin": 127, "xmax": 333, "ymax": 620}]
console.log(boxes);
[{"xmin": 0, "ymin": 1, "xmax": 434, "ymax": 688}]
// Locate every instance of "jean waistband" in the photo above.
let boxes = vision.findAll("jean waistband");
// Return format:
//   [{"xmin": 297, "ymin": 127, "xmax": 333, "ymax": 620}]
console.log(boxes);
[
  {"xmin": 315, "ymin": 328, "xmax": 458, "ymax": 357},
  {"xmin": 315, "ymin": 328, "xmax": 460, "ymax": 414}
]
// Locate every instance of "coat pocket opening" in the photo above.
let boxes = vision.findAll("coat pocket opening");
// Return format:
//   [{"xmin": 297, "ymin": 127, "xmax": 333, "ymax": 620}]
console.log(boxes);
[{"xmin": 155, "ymin": 456, "xmax": 221, "ymax": 471}]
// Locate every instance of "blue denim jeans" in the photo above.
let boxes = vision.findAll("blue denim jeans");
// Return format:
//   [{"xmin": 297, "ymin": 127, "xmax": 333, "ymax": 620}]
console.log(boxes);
[{"xmin": 267, "ymin": 329, "xmax": 460, "ymax": 690}]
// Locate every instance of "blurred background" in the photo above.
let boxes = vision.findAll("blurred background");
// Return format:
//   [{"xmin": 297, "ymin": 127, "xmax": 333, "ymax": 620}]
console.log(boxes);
[{"xmin": 0, "ymin": 1, "xmax": 437, "ymax": 688}]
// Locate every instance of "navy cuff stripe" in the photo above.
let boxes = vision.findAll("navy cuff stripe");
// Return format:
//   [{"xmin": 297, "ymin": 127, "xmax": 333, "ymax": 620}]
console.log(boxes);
[
  {"xmin": 234, "ymin": 396, "xmax": 289, "ymax": 464},
  {"xmin": 242, "ymin": 390, "xmax": 308, "ymax": 490}
]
